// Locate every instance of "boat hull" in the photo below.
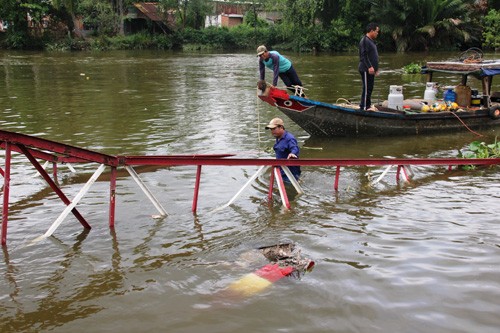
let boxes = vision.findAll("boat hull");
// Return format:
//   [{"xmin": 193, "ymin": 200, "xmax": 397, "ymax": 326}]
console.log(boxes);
[{"xmin": 267, "ymin": 96, "xmax": 500, "ymax": 137}]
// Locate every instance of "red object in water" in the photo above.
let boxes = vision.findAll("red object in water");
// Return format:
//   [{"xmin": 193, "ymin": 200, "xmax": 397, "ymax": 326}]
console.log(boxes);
[{"xmin": 254, "ymin": 264, "xmax": 295, "ymax": 282}]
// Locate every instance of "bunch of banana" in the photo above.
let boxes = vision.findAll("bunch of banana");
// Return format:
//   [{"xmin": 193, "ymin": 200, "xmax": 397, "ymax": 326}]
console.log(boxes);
[{"xmin": 423, "ymin": 102, "xmax": 459, "ymax": 112}]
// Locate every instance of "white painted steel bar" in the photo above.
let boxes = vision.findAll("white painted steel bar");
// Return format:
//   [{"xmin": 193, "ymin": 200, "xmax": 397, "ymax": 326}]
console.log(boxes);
[
  {"xmin": 211, "ymin": 166, "xmax": 268, "ymax": 212},
  {"xmin": 32, "ymin": 164, "xmax": 106, "ymax": 242},
  {"xmin": 274, "ymin": 167, "xmax": 290, "ymax": 210},
  {"xmin": 371, "ymin": 165, "xmax": 392, "ymax": 185},
  {"xmin": 281, "ymin": 166, "xmax": 304, "ymax": 194},
  {"xmin": 404, "ymin": 165, "xmax": 414, "ymax": 178},
  {"xmin": 66, "ymin": 163, "xmax": 77, "ymax": 173},
  {"xmin": 125, "ymin": 165, "xmax": 168, "ymax": 217},
  {"xmin": 33, "ymin": 160, "xmax": 50, "ymax": 177},
  {"xmin": 400, "ymin": 165, "xmax": 410, "ymax": 182},
  {"xmin": 372, "ymin": 163, "xmax": 413, "ymax": 185}
]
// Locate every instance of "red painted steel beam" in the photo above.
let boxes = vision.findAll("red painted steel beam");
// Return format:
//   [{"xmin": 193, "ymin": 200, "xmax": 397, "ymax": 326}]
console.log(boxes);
[
  {"xmin": 116, "ymin": 154, "xmax": 235, "ymax": 166},
  {"xmin": 0, "ymin": 130, "xmax": 118, "ymax": 166},
  {"xmin": 52, "ymin": 162, "xmax": 58, "ymax": 183},
  {"xmin": 121, "ymin": 156, "xmax": 500, "ymax": 167},
  {"xmin": 334, "ymin": 166, "xmax": 340, "ymax": 191},
  {"xmin": 109, "ymin": 167, "xmax": 117, "ymax": 228},
  {"xmin": 2, "ymin": 143, "xmax": 12, "ymax": 246},
  {"xmin": 2, "ymin": 130, "xmax": 498, "ymax": 168},
  {"xmin": 268, "ymin": 167, "xmax": 275, "ymax": 202},
  {"xmin": 17, "ymin": 144, "xmax": 91, "ymax": 229},
  {"xmin": 192, "ymin": 165, "xmax": 202, "ymax": 213},
  {"xmin": 1, "ymin": 142, "xmax": 87, "ymax": 164},
  {"xmin": 3, "ymin": 129, "xmax": 500, "ymax": 168}
]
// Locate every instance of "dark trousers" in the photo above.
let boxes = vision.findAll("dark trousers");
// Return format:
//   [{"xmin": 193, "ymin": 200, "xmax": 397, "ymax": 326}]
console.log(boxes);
[
  {"xmin": 359, "ymin": 71, "xmax": 375, "ymax": 110},
  {"xmin": 280, "ymin": 65, "xmax": 304, "ymax": 96},
  {"xmin": 279, "ymin": 65, "xmax": 303, "ymax": 88}
]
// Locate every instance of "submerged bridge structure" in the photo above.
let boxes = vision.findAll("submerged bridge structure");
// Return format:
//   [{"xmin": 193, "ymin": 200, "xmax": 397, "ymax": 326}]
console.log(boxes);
[{"xmin": 2, "ymin": 129, "xmax": 500, "ymax": 246}]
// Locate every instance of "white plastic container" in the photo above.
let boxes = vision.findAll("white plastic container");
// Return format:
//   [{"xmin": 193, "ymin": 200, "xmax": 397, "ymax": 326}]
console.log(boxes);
[
  {"xmin": 388, "ymin": 85, "xmax": 404, "ymax": 110},
  {"xmin": 424, "ymin": 82, "xmax": 437, "ymax": 101}
]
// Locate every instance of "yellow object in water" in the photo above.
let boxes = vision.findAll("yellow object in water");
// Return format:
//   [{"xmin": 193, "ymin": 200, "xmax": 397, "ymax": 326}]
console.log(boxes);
[
  {"xmin": 227, "ymin": 273, "xmax": 273, "ymax": 297},
  {"xmin": 421, "ymin": 105, "xmax": 430, "ymax": 112}
]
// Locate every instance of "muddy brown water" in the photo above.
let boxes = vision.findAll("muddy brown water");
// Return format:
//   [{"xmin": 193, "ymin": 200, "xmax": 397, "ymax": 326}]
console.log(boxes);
[{"xmin": 1, "ymin": 50, "xmax": 500, "ymax": 332}]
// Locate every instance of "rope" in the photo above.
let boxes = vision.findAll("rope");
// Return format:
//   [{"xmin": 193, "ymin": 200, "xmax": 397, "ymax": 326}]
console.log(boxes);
[
  {"xmin": 336, "ymin": 98, "xmax": 353, "ymax": 105},
  {"xmin": 256, "ymin": 94, "xmax": 266, "ymax": 144},
  {"xmin": 458, "ymin": 47, "xmax": 483, "ymax": 63},
  {"xmin": 291, "ymin": 85, "xmax": 307, "ymax": 97},
  {"xmin": 450, "ymin": 111, "xmax": 483, "ymax": 137},
  {"xmin": 335, "ymin": 98, "xmax": 360, "ymax": 109}
]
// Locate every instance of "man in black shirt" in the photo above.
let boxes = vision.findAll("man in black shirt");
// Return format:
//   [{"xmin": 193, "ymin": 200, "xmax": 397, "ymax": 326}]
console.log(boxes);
[{"xmin": 358, "ymin": 23, "xmax": 380, "ymax": 111}]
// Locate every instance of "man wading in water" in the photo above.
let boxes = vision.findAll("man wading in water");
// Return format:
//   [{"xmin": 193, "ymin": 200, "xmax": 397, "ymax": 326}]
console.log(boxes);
[{"xmin": 265, "ymin": 117, "xmax": 301, "ymax": 183}]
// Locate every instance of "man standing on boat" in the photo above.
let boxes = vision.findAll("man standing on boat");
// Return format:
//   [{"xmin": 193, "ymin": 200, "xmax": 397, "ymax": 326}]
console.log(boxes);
[
  {"xmin": 257, "ymin": 45, "xmax": 304, "ymax": 95},
  {"xmin": 265, "ymin": 117, "xmax": 301, "ymax": 182},
  {"xmin": 358, "ymin": 23, "xmax": 380, "ymax": 111}
]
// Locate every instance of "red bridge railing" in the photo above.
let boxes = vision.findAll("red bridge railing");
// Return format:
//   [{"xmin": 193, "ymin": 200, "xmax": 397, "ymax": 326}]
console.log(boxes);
[{"xmin": 2, "ymin": 129, "xmax": 499, "ymax": 246}]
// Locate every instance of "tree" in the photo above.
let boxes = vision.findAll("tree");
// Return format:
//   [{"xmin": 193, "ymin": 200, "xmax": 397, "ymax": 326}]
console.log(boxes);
[
  {"xmin": 0, "ymin": 0, "xmax": 52, "ymax": 48},
  {"xmin": 371, "ymin": 0, "xmax": 476, "ymax": 52},
  {"xmin": 110, "ymin": 0, "xmax": 135, "ymax": 35},
  {"xmin": 160, "ymin": 0, "xmax": 210, "ymax": 30},
  {"xmin": 76, "ymin": 0, "xmax": 119, "ymax": 36},
  {"xmin": 51, "ymin": 0, "xmax": 79, "ymax": 36},
  {"xmin": 483, "ymin": 9, "xmax": 500, "ymax": 50}
]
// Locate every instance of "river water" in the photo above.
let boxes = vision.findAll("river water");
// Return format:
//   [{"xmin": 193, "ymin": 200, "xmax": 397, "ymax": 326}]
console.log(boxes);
[{"xmin": 1, "ymin": 50, "xmax": 500, "ymax": 333}]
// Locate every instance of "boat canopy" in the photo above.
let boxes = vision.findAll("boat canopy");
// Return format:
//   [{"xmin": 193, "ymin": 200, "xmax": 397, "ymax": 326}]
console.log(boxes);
[
  {"xmin": 422, "ymin": 60, "xmax": 500, "ymax": 79},
  {"xmin": 482, "ymin": 68, "xmax": 500, "ymax": 77},
  {"xmin": 422, "ymin": 58, "xmax": 500, "ymax": 107}
]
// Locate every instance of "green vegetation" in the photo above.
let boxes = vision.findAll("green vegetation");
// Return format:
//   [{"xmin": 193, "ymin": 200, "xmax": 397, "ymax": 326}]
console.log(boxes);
[
  {"xmin": 402, "ymin": 63, "xmax": 422, "ymax": 74},
  {"xmin": 482, "ymin": 9, "xmax": 500, "ymax": 50},
  {"xmin": 458, "ymin": 138, "xmax": 500, "ymax": 170},
  {"xmin": 0, "ymin": 0, "xmax": 497, "ymax": 52}
]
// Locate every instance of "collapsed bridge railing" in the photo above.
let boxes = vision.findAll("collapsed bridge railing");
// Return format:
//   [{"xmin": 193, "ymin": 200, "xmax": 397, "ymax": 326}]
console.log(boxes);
[{"xmin": 2, "ymin": 129, "xmax": 500, "ymax": 247}]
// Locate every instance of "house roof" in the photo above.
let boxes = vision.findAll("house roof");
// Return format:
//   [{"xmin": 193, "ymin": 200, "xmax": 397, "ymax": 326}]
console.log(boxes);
[{"xmin": 134, "ymin": 2, "xmax": 163, "ymax": 22}]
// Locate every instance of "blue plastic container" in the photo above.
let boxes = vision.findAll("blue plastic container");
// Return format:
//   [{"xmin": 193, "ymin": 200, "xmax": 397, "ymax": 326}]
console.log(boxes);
[{"xmin": 443, "ymin": 88, "xmax": 456, "ymax": 102}]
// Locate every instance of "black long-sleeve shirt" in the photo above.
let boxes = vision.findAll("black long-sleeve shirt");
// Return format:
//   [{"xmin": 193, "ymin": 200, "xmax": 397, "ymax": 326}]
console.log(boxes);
[{"xmin": 358, "ymin": 35, "xmax": 379, "ymax": 72}]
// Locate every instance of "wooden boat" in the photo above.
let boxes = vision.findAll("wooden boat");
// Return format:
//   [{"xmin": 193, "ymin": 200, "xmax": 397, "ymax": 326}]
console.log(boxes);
[{"xmin": 258, "ymin": 57, "xmax": 500, "ymax": 137}]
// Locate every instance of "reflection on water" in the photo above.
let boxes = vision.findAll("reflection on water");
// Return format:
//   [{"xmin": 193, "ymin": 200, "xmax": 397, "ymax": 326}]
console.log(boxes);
[{"xmin": 1, "ymin": 50, "xmax": 500, "ymax": 333}]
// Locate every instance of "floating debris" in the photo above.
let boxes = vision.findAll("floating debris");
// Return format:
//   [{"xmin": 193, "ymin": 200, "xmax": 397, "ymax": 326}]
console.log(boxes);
[
  {"xmin": 223, "ymin": 242, "xmax": 315, "ymax": 297},
  {"xmin": 258, "ymin": 242, "xmax": 315, "ymax": 276}
]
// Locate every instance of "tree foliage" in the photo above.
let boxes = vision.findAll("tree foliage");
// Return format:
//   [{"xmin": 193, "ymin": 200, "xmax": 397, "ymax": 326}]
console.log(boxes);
[
  {"xmin": 370, "ymin": 0, "xmax": 476, "ymax": 52},
  {"xmin": 159, "ymin": 0, "xmax": 211, "ymax": 30},
  {"xmin": 0, "ymin": 0, "xmax": 53, "ymax": 48},
  {"xmin": 77, "ymin": 0, "xmax": 119, "ymax": 35},
  {"xmin": 0, "ymin": 0, "xmax": 495, "ymax": 52},
  {"xmin": 483, "ymin": 9, "xmax": 500, "ymax": 50}
]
